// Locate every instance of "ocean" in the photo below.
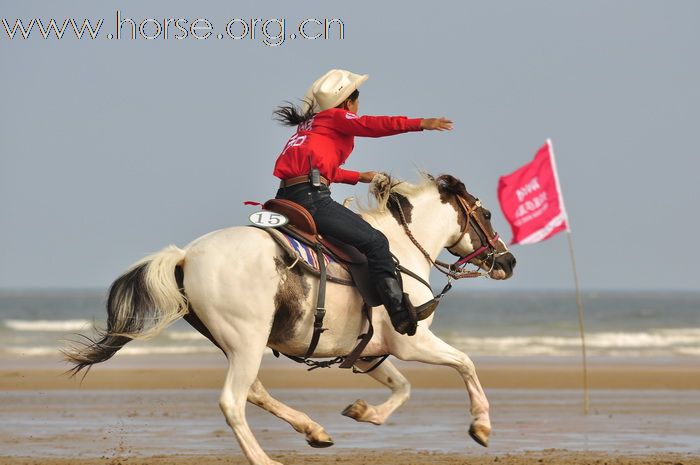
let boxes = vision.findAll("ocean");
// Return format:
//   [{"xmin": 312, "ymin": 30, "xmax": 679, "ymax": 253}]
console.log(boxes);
[{"xmin": 0, "ymin": 289, "xmax": 698, "ymax": 359}]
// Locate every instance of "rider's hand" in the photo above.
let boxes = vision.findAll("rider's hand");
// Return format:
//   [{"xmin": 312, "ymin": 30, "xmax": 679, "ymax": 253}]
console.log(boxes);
[
  {"xmin": 421, "ymin": 117, "xmax": 453, "ymax": 131},
  {"xmin": 359, "ymin": 171, "xmax": 379, "ymax": 183}
]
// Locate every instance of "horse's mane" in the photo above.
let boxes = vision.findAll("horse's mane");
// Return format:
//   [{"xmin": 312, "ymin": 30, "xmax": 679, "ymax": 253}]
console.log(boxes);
[
  {"xmin": 366, "ymin": 172, "xmax": 433, "ymax": 213},
  {"xmin": 362, "ymin": 172, "xmax": 472, "ymax": 215}
]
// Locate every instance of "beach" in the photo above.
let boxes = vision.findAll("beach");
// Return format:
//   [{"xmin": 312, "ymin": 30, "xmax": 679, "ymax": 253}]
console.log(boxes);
[
  {"xmin": 2, "ymin": 290, "xmax": 699, "ymax": 464},
  {"xmin": 4, "ymin": 0, "xmax": 700, "ymax": 462},
  {"xmin": 1, "ymin": 353, "xmax": 699, "ymax": 465}
]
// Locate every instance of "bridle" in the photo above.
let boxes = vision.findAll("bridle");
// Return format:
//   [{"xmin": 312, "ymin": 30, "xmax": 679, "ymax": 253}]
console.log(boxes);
[
  {"xmin": 445, "ymin": 195, "xmax": 507, "ymax": 269},
  {"xmin": 390, "ymin": 192, "xmax": 506, "ymax": 281}
]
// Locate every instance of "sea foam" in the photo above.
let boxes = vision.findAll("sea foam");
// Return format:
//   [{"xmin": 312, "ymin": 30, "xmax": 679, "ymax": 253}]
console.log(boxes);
[
  {"xmin": 442, "ymin": 327, "xmax": 700, "ymax": 357},
  {"xmin": 4, "ymin": 319, "xmax": 93, "ymax": 332}
]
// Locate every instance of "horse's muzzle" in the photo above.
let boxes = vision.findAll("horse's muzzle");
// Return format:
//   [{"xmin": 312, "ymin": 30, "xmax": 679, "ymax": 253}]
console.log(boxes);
[{"xmin": 491, "ymin": 252, "xmax": 516, "ymax": 279}]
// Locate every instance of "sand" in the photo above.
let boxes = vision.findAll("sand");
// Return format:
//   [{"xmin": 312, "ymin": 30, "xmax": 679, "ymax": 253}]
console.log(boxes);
[
  {"xmin": 1, "ymin": 355, "xmax": 699, "ymax": 465},
  {"xmin": 2, "ymin": 354, "xmax": 699, "ymax": 390},
  {"xmin": 2, "ymin": 451, "xmax": 700, "ymax": 465}
]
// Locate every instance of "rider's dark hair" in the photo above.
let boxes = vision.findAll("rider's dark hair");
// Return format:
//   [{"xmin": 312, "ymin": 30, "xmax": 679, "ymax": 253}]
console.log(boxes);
[
  {"xmin": 273, "ymin": 89, "xmax": 360, "ymax": 127},
  {"xmin": 345, "ymin": 89, "xmax": 360, "ymax": 104},
  {"xmin": 273, "ymin": 100, "xmax": 316, "ymax": 127}
]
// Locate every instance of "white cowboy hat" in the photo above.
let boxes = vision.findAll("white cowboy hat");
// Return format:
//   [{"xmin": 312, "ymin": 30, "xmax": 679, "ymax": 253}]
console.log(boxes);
[{"xmin": 301, "ymin": 69, "xmax": 369, "ymax": 114}]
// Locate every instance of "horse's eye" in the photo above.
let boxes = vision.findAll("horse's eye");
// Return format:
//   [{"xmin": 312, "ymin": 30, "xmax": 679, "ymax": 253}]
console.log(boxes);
[{"xmin": 484, "ymin": 210, "xmax": 492, "ymax": 220}]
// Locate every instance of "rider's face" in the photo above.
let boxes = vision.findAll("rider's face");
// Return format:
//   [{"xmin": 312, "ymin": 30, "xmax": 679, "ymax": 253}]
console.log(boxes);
[{"xmin": 345, "ymin": 98, "xmax": 359, "ymax": 114}]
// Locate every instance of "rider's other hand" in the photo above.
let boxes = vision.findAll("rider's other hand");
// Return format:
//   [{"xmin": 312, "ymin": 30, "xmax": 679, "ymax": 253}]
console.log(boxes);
[
  {"xmin": 421, "ymin": 117, "xmax": 453, "ymax": 131},
  {"xmin": 359, "ymin": 171, "xmax": 379, "ymax": 183}
]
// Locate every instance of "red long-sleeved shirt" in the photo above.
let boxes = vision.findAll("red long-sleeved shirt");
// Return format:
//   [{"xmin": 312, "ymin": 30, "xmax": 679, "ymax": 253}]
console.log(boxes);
[{"xmin": 273, "ymin": 108, "xmax": 423, "ymax": 185}]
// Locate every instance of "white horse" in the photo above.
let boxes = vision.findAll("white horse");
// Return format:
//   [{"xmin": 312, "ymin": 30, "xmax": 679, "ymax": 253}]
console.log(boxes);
[{"xmin": 65, "ymin": 173, "xmax": 516, "ymax": 465}]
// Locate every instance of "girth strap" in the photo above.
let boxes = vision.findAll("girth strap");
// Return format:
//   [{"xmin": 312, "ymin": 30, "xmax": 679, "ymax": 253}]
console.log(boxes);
[
  {"xmin": 339, "ymin": 304, "xmax": 374, "ymax": 369},
  {"xmin": 273, "ymin": 303, "xmax": 387, "ymax": 372},
  {"xmin": 304, "ymin": 244, "xmax": 327, "ymax": 359}
]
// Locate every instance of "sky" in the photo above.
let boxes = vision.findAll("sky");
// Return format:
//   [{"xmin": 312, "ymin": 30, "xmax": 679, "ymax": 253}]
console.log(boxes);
[{"xmin": 1, "ymin": 1, "xmax": 698, "ymax": 290}]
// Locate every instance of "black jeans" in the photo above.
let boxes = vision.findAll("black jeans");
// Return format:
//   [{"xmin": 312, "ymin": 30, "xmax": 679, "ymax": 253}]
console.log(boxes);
[{"xmin": 276, "ymin": 183, "xmax": 396, "ymax": 278}]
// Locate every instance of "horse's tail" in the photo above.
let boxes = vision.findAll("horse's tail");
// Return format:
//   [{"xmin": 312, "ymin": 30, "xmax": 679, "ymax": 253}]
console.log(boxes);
[{"xmin": 64, "ymin": 245, "xmax": 188, "ymax": 376}]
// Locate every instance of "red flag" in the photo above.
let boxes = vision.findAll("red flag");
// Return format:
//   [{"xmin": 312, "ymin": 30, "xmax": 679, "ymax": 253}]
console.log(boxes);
[{"xmin": 497, "ymin": 139, "xmax": 569, "ymax": 245}]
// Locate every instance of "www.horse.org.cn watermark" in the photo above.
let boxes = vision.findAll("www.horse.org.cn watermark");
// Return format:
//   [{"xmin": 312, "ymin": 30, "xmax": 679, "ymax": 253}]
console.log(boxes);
[{"xmin": 1, "ymin": 11, "xmax": 345, "ymax": 46}]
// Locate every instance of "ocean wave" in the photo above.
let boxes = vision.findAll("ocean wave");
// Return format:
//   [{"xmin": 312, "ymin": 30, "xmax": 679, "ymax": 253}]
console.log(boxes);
[
  {"xmin": 3, "ymin": 345, "xmax": 276, "ymax": 357},
  {"xmin": 442, "ymin": 327, "xmax": 700, "ymax": 357},
  {"xmin": 4, "ymin": 319, "xmax": 93, "ymax": 332},
  {"xmin": 167, "ymin": 331, "xmax": 208, "ymax": 341},
  {"xmin": 120, "ymin": 346, "xmax": 220, "ymax": 355},
  {"xmin": 4, "ymin": 345, "xmax": 221, "ymax": 357},
  {"xmin": 3, "ymin": 347, "xmax": 60, "ymax": 356},
  {"xmin": 4, "ymin": 323, "xmax": 699, "ymax": 358},
  {"xmin": 677, "ymin": 348, "xmax": 700, "ymax": 356}
]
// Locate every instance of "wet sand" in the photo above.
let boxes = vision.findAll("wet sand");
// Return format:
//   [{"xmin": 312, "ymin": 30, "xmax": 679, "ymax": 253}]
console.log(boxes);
[
  {"xmin": 2, "ymin": 451, "xmax": 700, "ymax": 465},
  {"xmin": 2, "ymin": 353, "xmax": 699, "ymax": 390},
  {"xmin": 1, "ymin": 355, "xmax": 699, "ymax": 464}
]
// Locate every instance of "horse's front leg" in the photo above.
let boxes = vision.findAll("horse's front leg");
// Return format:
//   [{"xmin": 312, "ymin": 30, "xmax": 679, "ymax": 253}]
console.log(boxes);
[
  {"xmin": 341, "ymin": 359, "xmax": 410, "ymax": 425},
  {"xmin": 391, "ymin": 330, "xmax": 491, "ymax": 447},
  {"xmin": 247, "ymin": 378, "xmax": 334, "ymax": 448}
]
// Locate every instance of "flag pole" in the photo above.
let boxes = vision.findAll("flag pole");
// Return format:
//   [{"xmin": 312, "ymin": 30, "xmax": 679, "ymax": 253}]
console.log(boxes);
[
  {"xmin": 566, "ymin": 231, "xmax": 589, "ymax": 414},
  {"xmin": 547, "ymin": 139, "xmax": 589, "ymax": 414}
]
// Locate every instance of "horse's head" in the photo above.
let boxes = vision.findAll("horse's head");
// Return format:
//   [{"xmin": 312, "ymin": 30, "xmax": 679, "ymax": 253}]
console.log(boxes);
[
  {"xmin": 370, "ymin": 173, "xmax": 516, "ymax": 281},
  {"xmin": 433, "ymin": 174, "xmax": 516, "ymax": 280}
]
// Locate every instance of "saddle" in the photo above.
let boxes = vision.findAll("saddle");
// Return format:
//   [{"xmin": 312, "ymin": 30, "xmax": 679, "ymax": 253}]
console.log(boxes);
[
  {"xmin": 264, "ymin": 199, "xmax": 361, "ymax": 264},
  {"xmin": 263, "ymin": 199, "xmax": 381, "ymax": 307}
]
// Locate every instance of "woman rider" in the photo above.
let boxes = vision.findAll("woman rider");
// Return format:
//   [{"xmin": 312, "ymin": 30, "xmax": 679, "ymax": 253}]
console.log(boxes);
[{"xmin": 273, "ymin": 69, "xmax": 452, "ymax": 336}]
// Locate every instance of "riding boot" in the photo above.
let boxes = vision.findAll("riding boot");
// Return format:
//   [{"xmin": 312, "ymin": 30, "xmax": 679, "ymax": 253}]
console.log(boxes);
[{"xmin": 375, "ymin": 275, "xmax": 417, "ymax": 336}]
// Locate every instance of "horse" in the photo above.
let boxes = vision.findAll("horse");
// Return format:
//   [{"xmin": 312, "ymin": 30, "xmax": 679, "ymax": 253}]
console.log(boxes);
[{"xmin": 64, "ymin": 173, "xmax": 516, "ymax": 465}]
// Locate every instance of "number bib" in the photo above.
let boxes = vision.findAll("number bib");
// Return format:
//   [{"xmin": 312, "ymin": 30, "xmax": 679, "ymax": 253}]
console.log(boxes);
[{"xmin": 249, "ymin": 211, "xmax": 289, "ymax": 228}]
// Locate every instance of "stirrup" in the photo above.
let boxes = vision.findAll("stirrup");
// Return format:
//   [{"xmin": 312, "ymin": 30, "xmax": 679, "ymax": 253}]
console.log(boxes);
[{"xmin": 415, "ymin": 298, "xmax": 439, "ymax": 321}]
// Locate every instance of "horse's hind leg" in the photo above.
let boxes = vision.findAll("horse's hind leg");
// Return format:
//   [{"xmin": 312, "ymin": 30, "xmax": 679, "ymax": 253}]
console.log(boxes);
[
  {"xmin": 248, "ymin": 378, "xmax": 334, "ymax": 448},
  {"xmin": 218, "ymin": 332, "xmax": 281, "ymax": 465},
  {"xmin": 341, "ymin": 359, "xmax": 410, "ymax": 425}
]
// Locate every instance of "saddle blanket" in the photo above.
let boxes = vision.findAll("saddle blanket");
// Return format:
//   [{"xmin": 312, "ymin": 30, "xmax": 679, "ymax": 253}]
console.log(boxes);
[
  {"xmin": 258, "ymin": 227, "xmax": 353, "ymax": 284},
  {"xmin": 281, "ymin": 233, "xmax": 336, "ymax": 270}
]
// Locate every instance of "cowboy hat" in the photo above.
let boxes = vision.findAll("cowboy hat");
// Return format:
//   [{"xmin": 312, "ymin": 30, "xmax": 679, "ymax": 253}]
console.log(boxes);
[{"xmin": 301, "ymin": 69, "xmax": 369, "ymax": 114}]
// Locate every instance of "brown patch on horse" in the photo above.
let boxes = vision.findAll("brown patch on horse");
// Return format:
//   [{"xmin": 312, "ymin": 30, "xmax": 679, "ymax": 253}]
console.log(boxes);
[
  {"xmin": 436, "ymin": 174, "xmax": 473, "ymax": 230},
  {"xmin": 387, "ymin": 193, "xmax": 413, "ymax": 225},
  {"xmin": 269, "ymin": 255, "xmax": 310, "ymax": 345},
  {"xmin": 435, "ymin": 174, "xmax": 500, "ymax": 253}
]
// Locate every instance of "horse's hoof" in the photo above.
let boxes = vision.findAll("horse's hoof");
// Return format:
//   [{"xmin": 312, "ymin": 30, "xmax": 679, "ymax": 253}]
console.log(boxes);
[
  {"xmin": 342, "ymin": 399, "xmax": 378, "ymax": 423},
  {"xmin": 307, "ymin": 438, "xmax": 334, "ymax": 448},
  {"xmin": 305, "ymin": 427, "xmax": 334, "ymax": 448},
  {"xmin": 469, "ymin": 423, "xmax": 490, "ymax": 447},
  {"xmin": 342, "ymin": 399, "xmax": 368, "ymax": 419}
]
